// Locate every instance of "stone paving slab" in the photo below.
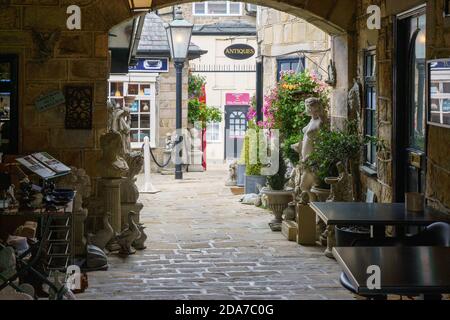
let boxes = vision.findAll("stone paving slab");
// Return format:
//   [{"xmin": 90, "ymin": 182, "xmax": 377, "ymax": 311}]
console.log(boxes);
[{"xmin": 78, "ymin": 165, "xmax": 354, "ymax": 300}]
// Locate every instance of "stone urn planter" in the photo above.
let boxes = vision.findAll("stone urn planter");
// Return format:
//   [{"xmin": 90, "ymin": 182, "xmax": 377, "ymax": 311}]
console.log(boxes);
[
  {"xmin": 236, "ymin": 164, "xmax": 246, "ymax": 187},
  {"xmin": 262, "ymin": 189, "xmax": 294, "ymax": 232},
  {"xmin": 245, "ymin": 175, "xmax": 267, "ymax": 195}
]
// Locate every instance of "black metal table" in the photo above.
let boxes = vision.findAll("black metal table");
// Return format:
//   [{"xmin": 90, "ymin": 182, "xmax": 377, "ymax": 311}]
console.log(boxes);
[
  {"xmin": 310, "ymin": 202, "xmax": 449, "ymax": 237},
  {"xmin": 333, "ymin": 246, "xmax": 450, "ymax": 296}
]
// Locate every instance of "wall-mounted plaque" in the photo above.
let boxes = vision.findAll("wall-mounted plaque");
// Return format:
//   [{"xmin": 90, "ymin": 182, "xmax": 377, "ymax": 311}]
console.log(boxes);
[
  {"xmin": 35, "ymin": 90, "xmax": 65, "ymax": 112},
  {"xmin": 65, "ymin": 86, "xmax": 93, "ymax": 130},
  {"xmin": 427, "ymin": 59, "xmax": 450, "ymax": 128},
  {"xmin": 224, "ymin": 44, "xmax": 255, "ymax": 60}
]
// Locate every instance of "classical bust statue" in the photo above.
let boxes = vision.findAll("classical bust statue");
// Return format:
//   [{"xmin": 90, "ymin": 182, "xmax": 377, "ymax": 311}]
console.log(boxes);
[{"xmin": 97, "ymin": 132, "xmax": 129, "ymax": 179}]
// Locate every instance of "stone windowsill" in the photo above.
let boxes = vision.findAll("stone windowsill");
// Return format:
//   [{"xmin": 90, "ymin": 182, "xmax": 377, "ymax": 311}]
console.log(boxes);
[{"xmin": 360, "ymin": 165, "xmax": 378, "ymax": 178}]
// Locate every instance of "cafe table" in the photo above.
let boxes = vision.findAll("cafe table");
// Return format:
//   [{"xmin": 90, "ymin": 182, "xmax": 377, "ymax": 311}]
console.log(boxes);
[
  {"xmin": 332, "ymin": 246, "xmax": 450, "ymax": 297},
  {"xmin": 310, "ymin": 202, "xmax": 450, "ymax": 238}
]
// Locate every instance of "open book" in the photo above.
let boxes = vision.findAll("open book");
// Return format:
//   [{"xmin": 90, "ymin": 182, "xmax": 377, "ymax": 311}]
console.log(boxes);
[{"xmin": 16, "ymin": 152, "xmax": 71, "ymax": 179}]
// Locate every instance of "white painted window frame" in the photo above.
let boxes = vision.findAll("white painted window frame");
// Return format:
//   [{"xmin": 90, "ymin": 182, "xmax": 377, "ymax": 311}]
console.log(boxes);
[
  {"xmin": 108, "ymin": 73, "xmax": 158, "ymax": 149},
  {"xmin": 192, "ymin": 1, "xmax": 243, "ymax": 16}
]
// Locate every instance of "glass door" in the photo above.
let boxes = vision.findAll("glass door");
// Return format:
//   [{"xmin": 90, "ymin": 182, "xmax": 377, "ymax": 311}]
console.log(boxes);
[{"xmin": 395, "ymin": 7, "xmax": 427, "ymax": 200}]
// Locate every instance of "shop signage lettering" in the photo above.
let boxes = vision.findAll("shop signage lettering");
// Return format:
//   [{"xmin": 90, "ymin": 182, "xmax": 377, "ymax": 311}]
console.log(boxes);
[
  {"xmin": 224, "ymin": 44, "xmax": 255, "ymax": 60},
  {"xmin": 226, "ymin": 93, "xmax": 250, "ymax": 106},
  {"xmin": 35, "ymin": 91, "xmax": 65, "ymax": 112},
  {"xmin": 67, "ymin": 5, "xmax": 81, "ymax": 30},
  {"xmin": 129, "ymin": 58, "xmax": 169, "ymax": 73}
]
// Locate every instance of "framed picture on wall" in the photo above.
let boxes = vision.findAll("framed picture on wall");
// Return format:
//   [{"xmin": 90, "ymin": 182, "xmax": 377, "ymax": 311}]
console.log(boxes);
[{"xmin": 427, "ymin": 59, "xmax": 450, "ymax": 129}]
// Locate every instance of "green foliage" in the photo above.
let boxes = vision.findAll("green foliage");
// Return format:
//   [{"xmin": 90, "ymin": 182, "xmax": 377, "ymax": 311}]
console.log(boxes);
[
  {"xmin": 188, "ymin": 73, "xmax": 222, "ymax": 128},
  {"xmin": 188, "ymin": 99, "xmax": 222, "ymax": 129},
  {"xmin": 283, "ymin": 133, "xmax": 302, "ymax": 165},
  {"xmin": 304, "ymin": 121, "xmax": 382, "ymax": 181},
  {"xmin": 267, "ymin": 151, "xmax": 287, "ymax": 191},
  {"xmin": 266, "ymin": 71, "xmax": 330, "ymax": 164},
  {"xmin": 188, "ymin": 73, "xmax": 205, "ymax": 99}
]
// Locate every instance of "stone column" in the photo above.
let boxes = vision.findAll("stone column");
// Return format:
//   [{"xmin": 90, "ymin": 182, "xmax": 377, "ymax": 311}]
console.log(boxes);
[{"xmin": 100, "ymin": 178, "xmax": 123, "ymax": 233}]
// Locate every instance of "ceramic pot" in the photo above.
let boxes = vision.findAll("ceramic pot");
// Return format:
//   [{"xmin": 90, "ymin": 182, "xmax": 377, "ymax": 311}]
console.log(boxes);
[
  {"xmin": 236, "ymin": 164, "xmax": 246, "ymax": 187},
  {"xmin": 245, "ymin": 175, "xmax": 267, "ymax": 194}
]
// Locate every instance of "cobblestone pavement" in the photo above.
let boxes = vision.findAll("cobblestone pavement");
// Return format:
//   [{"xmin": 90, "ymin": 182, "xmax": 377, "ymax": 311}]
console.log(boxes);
[{"xmin": 78, "ymin": 165, "xmax": 354, "ymax": 300}]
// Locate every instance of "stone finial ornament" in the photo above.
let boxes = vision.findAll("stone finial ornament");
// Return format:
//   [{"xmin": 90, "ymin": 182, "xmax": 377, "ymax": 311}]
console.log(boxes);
[{"xmin": 97, "ymin": 132, "xmax": 129, "ymax": 178}]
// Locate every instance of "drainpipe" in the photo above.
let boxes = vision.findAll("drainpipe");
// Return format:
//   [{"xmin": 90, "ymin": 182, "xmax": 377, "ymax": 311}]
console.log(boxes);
[{"xmin": 256, "ymin": 55, "xmax": 264, "ymax": 123}]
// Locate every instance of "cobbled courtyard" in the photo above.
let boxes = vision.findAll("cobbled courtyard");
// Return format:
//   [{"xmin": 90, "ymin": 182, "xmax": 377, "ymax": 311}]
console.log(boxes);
[{"xmin": 78, "ymin": 165, "xmax": 354, "ymax": 300}]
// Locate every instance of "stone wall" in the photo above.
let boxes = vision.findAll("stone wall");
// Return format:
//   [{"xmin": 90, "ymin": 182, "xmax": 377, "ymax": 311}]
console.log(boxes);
[
  {"xmin": 152, "ymin": 61, "xmax": 189, "ymax": 172},
  {"xmin": 257, "ymin": 8, "xmax": 330, "ymax": 94},
  {"xmin": 355, "ymin": 0, "xmax": 450, "ymax": 214},
  {"xmin": 0, "ymin": 0, "xmax": 131, "ymax": 179}
]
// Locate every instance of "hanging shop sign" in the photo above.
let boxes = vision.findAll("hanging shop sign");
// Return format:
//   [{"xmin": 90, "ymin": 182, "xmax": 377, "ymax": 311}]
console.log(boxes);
[
  {"xmin": 35, "ymin": 90, "xmax": 66, "ymax": 112},
  {"xmin": 224, "ymin": 44, "xmax": 255, "ymax": 60},
  {"xmin": 129, "ymin": 58, "xmax": 169, "ymax": 73},
  {"xmin": 226, "ymin": 93, "xmax": 251, "ymax": 106}
]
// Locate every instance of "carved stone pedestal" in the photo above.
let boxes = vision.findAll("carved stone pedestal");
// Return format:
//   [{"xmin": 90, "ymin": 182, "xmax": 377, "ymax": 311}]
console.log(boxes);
[
  {"xmin": 296, "ymin": 203, "xmax": 317, "ymax": 245},
  {"xmin": 100, "ymin": 178, "xmax": 123, "ymax": 233}
]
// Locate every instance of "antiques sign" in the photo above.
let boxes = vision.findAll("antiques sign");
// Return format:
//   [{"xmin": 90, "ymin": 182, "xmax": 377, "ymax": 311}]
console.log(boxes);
[
  {"xmin": 35, "ymin": 91, "xmax": 65, "ymax": 112},
  {"xmin": 224, "ymin": 44, "xmax": 255, "ymax": 60}
]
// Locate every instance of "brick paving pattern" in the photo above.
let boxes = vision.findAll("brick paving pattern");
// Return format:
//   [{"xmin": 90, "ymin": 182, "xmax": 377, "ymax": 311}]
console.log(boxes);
[{"xmin": 78, "ymin": 165, "xmax": 354, "ymax": 300}]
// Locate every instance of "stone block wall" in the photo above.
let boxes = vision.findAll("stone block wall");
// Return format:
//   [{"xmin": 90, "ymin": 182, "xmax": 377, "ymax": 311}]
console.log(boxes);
[
  {"xmin": 257, "ymin": 7, "xmax": 331, "ymax": 94},
  {"xmin": 0, "ymin": 0, "xmax": 131, "ymax": 179}
]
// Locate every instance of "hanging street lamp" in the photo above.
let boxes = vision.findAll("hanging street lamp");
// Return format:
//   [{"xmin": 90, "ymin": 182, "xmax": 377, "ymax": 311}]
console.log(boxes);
[{"xmin": 164, "ymin": 6, "xmax": 194, "ymax": 180}]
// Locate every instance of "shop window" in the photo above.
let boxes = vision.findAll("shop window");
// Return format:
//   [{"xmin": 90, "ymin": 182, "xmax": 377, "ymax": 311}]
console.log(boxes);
[
  {"xmin": 364, "ymin": 50, "xmax": 377, "ymax": 169},
  {"xmin": 206, "ymin": 122, "xmax": 221, "ymax": 142},
  {"xmin": 193, "ymin": 1, "xmax": 242, "ymax": 16},
  {"xmin": 108, "ymin": 79, "xmax": 156, "ymax": 149},
  {"xmin": 277, "ymin": 58, "xmax": 305, "ymax": 81}
]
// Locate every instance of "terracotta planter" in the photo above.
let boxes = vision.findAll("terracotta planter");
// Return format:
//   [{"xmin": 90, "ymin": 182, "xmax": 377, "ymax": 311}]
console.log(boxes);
[{"xmin": 262, "ymin": 189, "xmax": 294, "ymax": 231}]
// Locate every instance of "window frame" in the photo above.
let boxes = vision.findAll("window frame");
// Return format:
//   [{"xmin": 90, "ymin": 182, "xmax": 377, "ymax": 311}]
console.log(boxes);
[
  {"xmin": 192, "ymin": 1, "xmax": 243, "ymax": 16},
  {"xmin": 206, "ymin": 121, "xmax": 221, "ymax": 143},
  {"xmin": 363, "ymin": 49, "xmax": 378, "ymax": 170},
  {"xmin": 276, "ymin": 57, "xmax": 305, "ymax": 81},
  {"xmin": 108, "ymin": 75, "xmax": 157, "ymax": 149}
]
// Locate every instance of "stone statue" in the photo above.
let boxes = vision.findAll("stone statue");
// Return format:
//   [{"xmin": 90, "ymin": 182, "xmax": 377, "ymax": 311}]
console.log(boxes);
[
  {"xmin": 298, "ymin": 97, "xmax": 327, "ymax": 201},
  {"xmin": 97, "ymin": 132, "xmax": 129, "ymax": 179},
  {"xmin": 87, "ymin": 213, "xmax": 114, "ymax": 251},
  {"xmin": 31, "ymin": 29, "xmax": 60, "ymax": 62},
  {"xmin": 117, "ymin": 211, "xmax": 141, "ymax": 255},
  {"xmin": 121, "ymin": 151, "xmax": 144, "ymax": 204},
  {"xmin": 57, "ymin": 167, "xmax": 92, "ymax": 255},
  {"xmin": 325, "ymin": 59, "xmax": 337, "ymax": 87},
  {"xmin": 132, "ymin": 223, "xmax": 148, "ymax": 250},
  {"xmin": 107, "ymin": 101, "xmax": 132, "ymax": 155},
  {"xmin": 225, "ymin": 160, "xmax": 238, "ymax": 186},
  {"xmin": 348, "ymin": 79, "xmax": 362, "ymax": 127}
]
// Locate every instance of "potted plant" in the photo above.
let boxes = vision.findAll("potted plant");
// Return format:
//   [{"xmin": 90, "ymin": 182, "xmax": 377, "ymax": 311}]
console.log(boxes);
[
  {"xmin": 304, "ymin": 121, "xmax": 384, "ymax": 246},
  {"xmin": 243, "ymin": 130, "xmax": 267, "ymax": 194},
  {"xmin": 262, "ymin": 152, "xmax": 293, "ymax": 231}
]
